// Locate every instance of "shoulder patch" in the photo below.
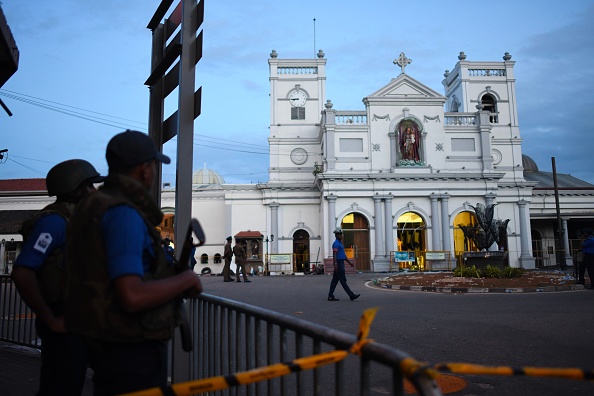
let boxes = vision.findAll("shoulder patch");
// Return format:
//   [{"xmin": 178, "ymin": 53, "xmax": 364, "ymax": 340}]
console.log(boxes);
[{"xmin": 33, "ymin": 233, "xmax": 53, "ymax": 254}]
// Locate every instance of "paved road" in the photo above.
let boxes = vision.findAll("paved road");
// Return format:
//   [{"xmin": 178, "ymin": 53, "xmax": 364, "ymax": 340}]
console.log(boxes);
[{"xmin": 200, "ymin": 272, "xmax": 594, "ymax": 395}]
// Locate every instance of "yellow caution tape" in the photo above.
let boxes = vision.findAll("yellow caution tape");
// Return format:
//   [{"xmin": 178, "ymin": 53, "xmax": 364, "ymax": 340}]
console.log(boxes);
[
  {"xmin": 435, "ymin": 362, "xmax": 594, "ymax": 381},
  {"xmin": 121, "ymin": 308, "xmax": 379, "ymax": 396}
]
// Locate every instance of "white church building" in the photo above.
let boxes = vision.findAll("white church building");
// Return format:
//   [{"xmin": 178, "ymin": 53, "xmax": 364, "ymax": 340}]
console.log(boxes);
[{"xmin": 2, "ymin": 50, "xmax": 594, "ymax": 274}]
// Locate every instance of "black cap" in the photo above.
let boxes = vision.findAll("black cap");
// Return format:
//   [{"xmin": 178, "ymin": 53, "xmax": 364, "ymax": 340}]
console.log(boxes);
[
  {"xmin": 106, "ymin": 130, "xmax": 171, "ymax": 170},
  {"xmin": 226, "ymin": 236, "xmax": 232, "ymax": 241},
  {"xmin": 333, "ymin": 228, "xmax": 343, "ymax": 234}
]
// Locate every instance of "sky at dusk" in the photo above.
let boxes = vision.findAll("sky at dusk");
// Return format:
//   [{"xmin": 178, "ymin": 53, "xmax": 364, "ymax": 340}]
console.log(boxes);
[{"xmin": 1, "ymin": 1, "xmax": 594, "ymax": 186}]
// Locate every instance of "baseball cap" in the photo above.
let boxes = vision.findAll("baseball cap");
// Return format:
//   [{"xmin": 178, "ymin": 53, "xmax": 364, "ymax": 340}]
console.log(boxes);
[
  {"xmin": 106, "ymin": 130, "xmax": 171, "ymax": 169},
  {"xmin": 226, "ymin": 236, "xmax": 232, "ymax": 241}
]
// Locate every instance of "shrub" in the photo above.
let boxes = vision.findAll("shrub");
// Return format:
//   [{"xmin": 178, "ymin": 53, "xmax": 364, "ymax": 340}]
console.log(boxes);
[
  {"xmin": 503, "ymin": 266, "xmax": 525, "ymax": 278},
  {"xmin": 454, "ymin": 265, "xmax": 482, "ymax": 278},
  {"xmin": 482, "ymin": 265, "xmax": 501, "ymax": 278}
]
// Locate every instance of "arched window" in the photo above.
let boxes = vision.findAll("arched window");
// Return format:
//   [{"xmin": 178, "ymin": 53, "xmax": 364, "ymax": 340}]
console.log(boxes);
[
  {"xmin": 214, "ymin": 253, "xmax": 222, "ymax": 263},
  {"xmin": 200, "ymin": 253, "xmax": 208, "ymax": 264},
  {"xmin": 481, "ymin": 94, "xmax": 498, "ymax": 123}
]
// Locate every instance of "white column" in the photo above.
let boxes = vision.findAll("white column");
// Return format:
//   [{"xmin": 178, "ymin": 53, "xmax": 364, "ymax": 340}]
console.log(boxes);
[
  {"xmin": 562, "ymin": 217, "xmax": 573, "ymax": 261},
  {"xmin": 384, "ymin": 196, "xmax": 394, "ymax": 256},
  {"xmin": 327, "ymin": 195, "xmax": 337, "ymax": 258},
  {"xmin": 430, "ymin": 195, "xmax": 441, "ymax": 250},
  {"xmin": 374, "ymin": 197, "xmax": 384, "ymax": 258},
  {"xmin": 440, "ymin": 195, "xmax": 451, "ymax": 254},
  {"xmin": 0, "ymin": 241, "xmax": 5, "ymax": 274},
  {"xmin": 388, "ymin": 132, "xmax": 396, "ymax": 172},
  {"xmin": 270, "ymin": 203, "xmax": 279, "ymax": 253},
  {"xmin": 518, "ymin": 200, "xmax": 530, "ymax": 258}
]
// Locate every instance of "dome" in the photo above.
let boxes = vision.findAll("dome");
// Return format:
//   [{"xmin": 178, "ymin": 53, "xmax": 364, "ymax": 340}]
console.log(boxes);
[
  {"xmin": 522, "ymin": 155, "xmax": 539, "ymax": 172},
  {"xmin": 192, "ymin": 165, "xmax": 225, "ymax": 185}
]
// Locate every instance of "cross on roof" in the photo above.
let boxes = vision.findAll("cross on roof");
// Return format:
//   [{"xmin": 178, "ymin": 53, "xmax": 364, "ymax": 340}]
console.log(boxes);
[{"xmin": 393, "ymin": 52, "xmax": 412, "ymax": 74}]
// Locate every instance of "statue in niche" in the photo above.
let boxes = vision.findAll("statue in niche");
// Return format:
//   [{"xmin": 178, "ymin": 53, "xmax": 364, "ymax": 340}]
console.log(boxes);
[{"xmin": 398, "ymin": 123, "xmax": 420, "ymax": 161}]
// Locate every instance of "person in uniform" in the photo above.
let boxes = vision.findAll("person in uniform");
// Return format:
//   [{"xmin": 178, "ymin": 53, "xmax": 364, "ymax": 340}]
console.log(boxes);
[
  {"xmin": 223, "ymin": 236, "xmax": 233, "ymax": 282},
  {"xmin": 328, "ymin": 228, "xmax": 360, "ymax": 301},
  {"xmin": 580, "ymin": 228, "xmax": 594, "ymax": 289},
  {"xmin": 64, "ymin": 130, "xmax": 203, "ymax": 395},
  {"xmin": 12, "ymin": 159, "xmax": 105, "ymax": 396},
  {"xmin": 232, "ymin": 238, "xmax": 250, "ymax": 283}
]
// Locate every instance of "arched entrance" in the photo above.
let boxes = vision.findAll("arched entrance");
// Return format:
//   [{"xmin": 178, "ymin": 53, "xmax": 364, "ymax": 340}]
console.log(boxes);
[
  {"xmin": 340, "ymin": 213, "xmax": 370, "ymax": 271},
  {"xmin": 396, "ymin": 212, "xmax": 426, "ymax": 270},
  {"xmin": 293, "ymin": 230, "xmax": 310, "ymax": 272},
  {"xmin": 453, "ymin": 211, "xmax": 477, "ymax": 267}
]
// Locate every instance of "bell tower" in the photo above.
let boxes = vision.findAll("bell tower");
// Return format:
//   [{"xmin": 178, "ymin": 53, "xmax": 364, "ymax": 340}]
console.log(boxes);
[{"xmin": 268, "ymin": 50, "xmax": 326, "ymax": 182}]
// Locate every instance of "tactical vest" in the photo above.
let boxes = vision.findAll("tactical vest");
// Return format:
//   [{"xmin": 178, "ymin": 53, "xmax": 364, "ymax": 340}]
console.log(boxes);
[
  {"xmin": 20, "ymin": 201, "xmax": 74, "ymax": 306},
  {"xmin": 64, "ymin": 176, "xmax": 178, "ymax": 342}
]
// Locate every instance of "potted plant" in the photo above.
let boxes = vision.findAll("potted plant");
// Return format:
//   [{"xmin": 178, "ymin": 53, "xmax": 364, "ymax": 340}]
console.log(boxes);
[{"xmin": 458, "ymin": 203, "xmax": 510, "ymax": 269}]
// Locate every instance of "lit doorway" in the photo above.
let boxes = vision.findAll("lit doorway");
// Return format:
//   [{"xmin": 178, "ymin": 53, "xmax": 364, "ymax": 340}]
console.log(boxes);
[
  {"xmin": 340, "ymin": 213, "xmax": 370, "ymax": 271},
  {"xmin": 293, "ymin": 230, "xmax": 310, "ymax": 272}
]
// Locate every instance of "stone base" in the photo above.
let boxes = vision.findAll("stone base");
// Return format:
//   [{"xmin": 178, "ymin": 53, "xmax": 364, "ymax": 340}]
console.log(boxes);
[
  {"xmin": 372, "ymin": 257, "xmax": 391, "ymax": 272},
  {"xmin": 462, "ymin": 251, "xmax": 508, "ymax": 269}
]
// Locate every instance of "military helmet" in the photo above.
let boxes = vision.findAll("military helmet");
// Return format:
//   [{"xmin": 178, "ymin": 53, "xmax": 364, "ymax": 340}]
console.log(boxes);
[{"xmin": 46, "ymin": 159, "xmax": 105, "ymax": 197}]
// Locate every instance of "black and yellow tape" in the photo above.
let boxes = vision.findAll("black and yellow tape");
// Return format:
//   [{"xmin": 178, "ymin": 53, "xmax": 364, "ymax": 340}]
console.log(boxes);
[
  {"xmin": 121, "ymin": 308, "xmax": 379, "ymax": 396},
  {"xmin": 435, "ymin": 362, "xmax": 594, "ymax": 381}
]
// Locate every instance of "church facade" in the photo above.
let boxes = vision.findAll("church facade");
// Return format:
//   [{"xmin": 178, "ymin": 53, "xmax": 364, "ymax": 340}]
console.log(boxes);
[
  {"xmin": 2, "ymin": 50, "xmax": 594, "ymax": 275},
  {"xmin": 160, "ymin": 50, "xmax": 594, "ymax": 274}
]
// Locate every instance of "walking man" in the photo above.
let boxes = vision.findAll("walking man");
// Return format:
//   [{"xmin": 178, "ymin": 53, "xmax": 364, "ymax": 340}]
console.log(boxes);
[
  {"xmin": 328, "ymin": 228, "xmax": 360, "ymax": 301},
  {"xmin": 12, "ymin": 159, "xmax": 105, "ymax": 395},
  {"xmin": 64, "ymin": 130, "xmax": 203, "ymax": 395},
  {"xmin": 232, "ymin": 238, "xmax": 250, "ymax": 282},
  {"xmin": 223, "ymin": 236, "xmax": 233, "ymax": 282}
]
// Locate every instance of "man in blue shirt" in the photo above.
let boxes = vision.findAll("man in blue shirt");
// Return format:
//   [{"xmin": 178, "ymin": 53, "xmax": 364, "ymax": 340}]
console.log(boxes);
[
  {"xmin": 64, "ymin": 130, "xmax": 203, "ymax": 395},
  {"xmin": 580, "ymin": 228, "xmax": 594, "ymax": 289},
  {"xmin": 328, "ymin": 228, "xmax": 360, "ymax": 301},
  {"xmin": 12, "ymin": 159, "xmax": 105, "ymax": 396}
]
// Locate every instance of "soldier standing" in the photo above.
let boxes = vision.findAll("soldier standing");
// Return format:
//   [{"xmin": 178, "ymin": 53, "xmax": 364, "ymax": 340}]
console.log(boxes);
[{"xmin": 232, "ymin": 238, "xmax": 250, "ymax": 283}]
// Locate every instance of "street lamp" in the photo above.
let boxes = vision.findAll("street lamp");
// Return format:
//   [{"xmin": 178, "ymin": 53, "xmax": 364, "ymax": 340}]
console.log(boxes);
[{"xmin": 264, "ymin": 235, "xmax": 274, "ymax": 275}]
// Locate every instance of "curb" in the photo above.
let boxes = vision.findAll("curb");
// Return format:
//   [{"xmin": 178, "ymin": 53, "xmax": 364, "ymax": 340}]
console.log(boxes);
[{"xmin": 373, "ymin": 281, "xmax": 586, "ymax": 293}]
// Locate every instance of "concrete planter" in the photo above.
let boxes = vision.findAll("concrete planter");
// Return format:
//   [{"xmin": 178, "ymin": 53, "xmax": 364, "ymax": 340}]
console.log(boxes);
[{"xmin": 462, "ymin": 251, "xmax": 508, "ymax": 269}]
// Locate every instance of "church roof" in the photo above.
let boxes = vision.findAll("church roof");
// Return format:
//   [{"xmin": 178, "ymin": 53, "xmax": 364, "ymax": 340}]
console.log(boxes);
[{"xmin": 522, "ymin": 155, "xmax": 594, "ymax": 189}]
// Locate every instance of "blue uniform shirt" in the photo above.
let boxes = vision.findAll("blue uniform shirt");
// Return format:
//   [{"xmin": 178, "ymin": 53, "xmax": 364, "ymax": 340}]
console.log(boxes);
[
  {"xmin": 332, "ymin": 239, "xmax": 347, "ymax": 260},
  {"xmin": 102, "ymin": 205, "xmax": 155, "ymax": 280},
  {"xmin": 583, "ymin": 236, "xmax": 594, "ymax": 254},
  {"xmin": 14, "ymin": 213, "xmax": 66, "ymax": 271}
]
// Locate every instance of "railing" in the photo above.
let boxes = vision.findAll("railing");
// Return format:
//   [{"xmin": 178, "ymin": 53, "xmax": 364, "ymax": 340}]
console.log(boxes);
[
  {"xmin": 335, "ymin": 111, "xmax": 367, "ymax": 125},
  {"xmin": 443, "ymin": 115, "xmax": 476, "ymax": 126},
  {"xmin": 185, "ymin": 294, "xmax": 441, "ymax": 395},
  {"xmin": 277, "ymin": 67, "xmax": 318, "ymax": 75},
  {"xmin": 0, "ymin": 274, "xmax": 39, "ymax": 348},
  {"xmin": 0, "ymin": 275, "xmax": 441, "ymax": 395},
  {"xmin": 468, "ymin": 68, "xmax": 506, "ymax": 77}
]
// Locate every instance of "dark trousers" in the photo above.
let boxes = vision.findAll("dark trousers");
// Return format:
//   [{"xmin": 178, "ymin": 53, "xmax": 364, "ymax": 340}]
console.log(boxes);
[
  {"xmin": 328, "ymin": 259, "xmax": 355, "ymax": 299},
  {"xmin": 36, "ymin": 320, "xmax": 88, "ymax": 396},
  {"xmin": 236, "ymin": 260, "xmax": 248, "ymax": 280},
  {"xmin": 85, "ymin": 339, "xmax": 168, "ymax": 396},
  {"xmin": 223, "ymin": 257, "xmax": 232, "ymax": 280},
  {"xmin": 579, "ymin": 253, "xmax": 594, "ymax": 287}
]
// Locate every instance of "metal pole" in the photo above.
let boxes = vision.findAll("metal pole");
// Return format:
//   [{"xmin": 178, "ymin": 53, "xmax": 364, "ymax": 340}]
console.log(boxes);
[{"xmin": 552, "ymin": 157, "xmax": 567, "ymax": 270}]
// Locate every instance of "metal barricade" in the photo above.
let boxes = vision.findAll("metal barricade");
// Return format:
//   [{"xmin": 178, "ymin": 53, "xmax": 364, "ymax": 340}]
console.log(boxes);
[
  {"xmin": 183, "ymin": 294, "xmax": 442, "ymax": 396},
  {"xmin": 0, "ymin": 274, "xmax": 39, "ymax": 348}
]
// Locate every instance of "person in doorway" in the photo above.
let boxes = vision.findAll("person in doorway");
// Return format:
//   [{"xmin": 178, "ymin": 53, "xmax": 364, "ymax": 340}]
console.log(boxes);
[
  {"xmin": 223, "ymin": 236, "xmax": 234, "ymax": 282},
  {"xmin": 579, "ymin": 228, "xmax": 594, "ymax": 289},
  {"xmin": 162, "ymin": 237, "xmax": 175, "ymax": 266},
  {"xmin": 63, "ymin": 130, "xmax": 203, "ymax": 395},
  {"xmin": 328, "ymin": 228, "xmax": 360, "ymax": 301},
  {"xmin": 12, "ymin": 159, "xmax": 105, "ymax": 396},
  {"xmin": 232, "ymin": 238, "xmax": 250, "ymax": 282}
]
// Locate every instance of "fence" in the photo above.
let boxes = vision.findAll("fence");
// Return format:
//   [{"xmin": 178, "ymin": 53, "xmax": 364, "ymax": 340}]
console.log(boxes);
[
  {"xmin": 0, "ymin": 274, "xmax": 39, "ymax": 348},
  {"xmin": 389, "ymin": 251, "xmax": 454, "ymax": 272},
  {"xmin": 0, "ymin": 274, "xmax": 441, "ymax": 395}
]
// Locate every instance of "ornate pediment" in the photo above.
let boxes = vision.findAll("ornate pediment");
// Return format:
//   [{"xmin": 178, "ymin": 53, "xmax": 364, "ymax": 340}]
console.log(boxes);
[{"xmin": 365, "ymin": 74, "xmax": 445, "ymax": 100}]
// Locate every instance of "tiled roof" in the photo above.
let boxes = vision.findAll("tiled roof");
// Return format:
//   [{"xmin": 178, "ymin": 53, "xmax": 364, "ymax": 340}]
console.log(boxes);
[
  {"xmin": 524, "ymin": 171, "xmax": 594, "ymax": 189},
  {"xmin": 0, "ymin": 210, "xmax": 38, "ymax": 233},
  {"xmin": 0, "ymin": 178, "xmax": 46, "ymax": 192},
  {"xmin": 234, "ymin": 231, "xmax": 263, "ymax": 239}
]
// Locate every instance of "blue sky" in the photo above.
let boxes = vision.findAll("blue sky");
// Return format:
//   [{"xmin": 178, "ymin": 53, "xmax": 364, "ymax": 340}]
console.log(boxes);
[{"xmin": 2, "ymin": 1, "xmax": 594, "ymax": 185}]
